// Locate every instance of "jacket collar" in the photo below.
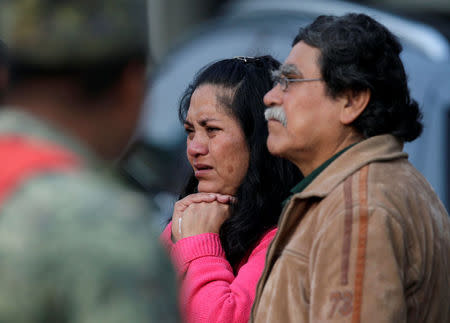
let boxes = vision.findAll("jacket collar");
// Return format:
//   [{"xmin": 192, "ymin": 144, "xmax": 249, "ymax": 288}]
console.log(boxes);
[{"xmin": 292, "ymin": 134, "xmax": 407, "ymax": 200}]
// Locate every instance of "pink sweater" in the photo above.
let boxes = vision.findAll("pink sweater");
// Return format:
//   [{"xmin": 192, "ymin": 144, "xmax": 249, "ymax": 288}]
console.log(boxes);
[{"xmin": 160, "ymin": 223, "xmax": 277, "ymax": 323}]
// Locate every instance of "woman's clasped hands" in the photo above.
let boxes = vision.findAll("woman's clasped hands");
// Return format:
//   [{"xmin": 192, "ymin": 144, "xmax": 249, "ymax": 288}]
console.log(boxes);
[{"xmin": 171, "ymin": 193, "xmax": 235, "ymax": 242}]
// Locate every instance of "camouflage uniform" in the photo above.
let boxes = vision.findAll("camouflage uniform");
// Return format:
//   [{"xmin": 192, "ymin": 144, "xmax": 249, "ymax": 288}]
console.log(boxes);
[
  {"xmin": 0, "ymin": 0, "xmax": 149, "ymax": 67},
  {"xmin": 0, "ymin": 1, "xmax": 179, "ymax": 322},
  {"xmin": 0, "ymin": 109, "xmax": 179, "ymax": 323}
]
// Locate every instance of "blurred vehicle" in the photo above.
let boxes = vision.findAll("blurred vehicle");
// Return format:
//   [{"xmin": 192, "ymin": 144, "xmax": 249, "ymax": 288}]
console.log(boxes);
[{"xmin": 121, "ymin": 0, "xmax": 450, "ymax": 216}]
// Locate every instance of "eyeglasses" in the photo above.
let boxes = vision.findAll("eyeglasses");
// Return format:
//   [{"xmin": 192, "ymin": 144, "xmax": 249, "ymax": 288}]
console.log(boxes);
[{"xmin": 272, "ymin": 74, "xmax": 323, "ymax": 91}]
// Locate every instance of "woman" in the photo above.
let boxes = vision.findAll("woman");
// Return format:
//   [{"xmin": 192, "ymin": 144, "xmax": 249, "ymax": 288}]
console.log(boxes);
[{"xmin": 160, "ymin": 56, "xmax": 302, "ymax": 323}]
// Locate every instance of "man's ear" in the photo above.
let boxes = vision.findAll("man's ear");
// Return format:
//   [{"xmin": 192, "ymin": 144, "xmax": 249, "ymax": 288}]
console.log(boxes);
[
  {"xmin": 339, "ymin": 89, "xmax": 370, "ymax": 125},
  {"xmin": 0, "ymin": 66, "xmax": 9, "ymax": 92},
  {"xmin": 116, "ymin": 62, "xmax": 147, "ymax": 108}
]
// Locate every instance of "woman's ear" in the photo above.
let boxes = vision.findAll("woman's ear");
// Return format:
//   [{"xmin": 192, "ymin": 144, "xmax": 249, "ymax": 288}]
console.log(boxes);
[{"xmin": 339, "ymin": 89, "xmax": 371, "ymax": 125}]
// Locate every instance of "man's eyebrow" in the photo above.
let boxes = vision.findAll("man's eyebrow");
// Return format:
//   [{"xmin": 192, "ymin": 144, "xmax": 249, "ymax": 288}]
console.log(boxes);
[{"xmin": 280, "ymin": 64, "xmax": 302, "ymax": 76}]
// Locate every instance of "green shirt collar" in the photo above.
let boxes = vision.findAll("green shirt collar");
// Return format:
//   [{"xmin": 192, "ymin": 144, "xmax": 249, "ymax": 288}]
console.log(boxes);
[{"xmin": 282, "ymin": 143, "xmax": 357, "ymax": 206}]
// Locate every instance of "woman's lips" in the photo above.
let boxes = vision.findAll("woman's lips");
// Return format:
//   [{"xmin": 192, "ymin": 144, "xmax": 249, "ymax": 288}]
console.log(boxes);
[{"xmin": 194, "ymin": 163, "xmax": 213, "ymax": 177}]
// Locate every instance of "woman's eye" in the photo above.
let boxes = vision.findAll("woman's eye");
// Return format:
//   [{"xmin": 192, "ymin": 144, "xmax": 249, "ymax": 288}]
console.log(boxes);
[
  {"xmin": 184, "ymin": 128, "xmax": 194, "ymax": 138},
  {"xmin": 206, "ymin": 127, "xmax": 220, "ymax": 133}
]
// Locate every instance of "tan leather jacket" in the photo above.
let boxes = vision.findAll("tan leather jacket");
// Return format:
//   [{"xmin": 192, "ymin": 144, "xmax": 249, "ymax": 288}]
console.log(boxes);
[{"xmin": 252, "ymin": 135, "xmax": 450, "ymax": 323}]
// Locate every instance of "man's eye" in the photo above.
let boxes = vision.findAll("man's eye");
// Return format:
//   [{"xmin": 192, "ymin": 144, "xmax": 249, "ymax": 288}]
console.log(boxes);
[{"xmin": 273, "ymin": 76, "xmax": 282, "ymax": 83}]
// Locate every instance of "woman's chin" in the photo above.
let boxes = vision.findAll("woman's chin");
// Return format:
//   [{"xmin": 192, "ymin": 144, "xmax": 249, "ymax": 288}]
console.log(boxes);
[
  {"xmin": 197, "ymin": 183, "xmax": 218, "ymax": 194},
  {"xmin": 197, "ymin": 183, "xmax": 235, "ymax": 195}
]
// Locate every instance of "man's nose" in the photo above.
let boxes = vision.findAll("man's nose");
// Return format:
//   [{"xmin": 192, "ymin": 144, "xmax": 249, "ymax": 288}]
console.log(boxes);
[{"xmin": 263, "ymin": 85, "xmax": 283, "ymax": 107}]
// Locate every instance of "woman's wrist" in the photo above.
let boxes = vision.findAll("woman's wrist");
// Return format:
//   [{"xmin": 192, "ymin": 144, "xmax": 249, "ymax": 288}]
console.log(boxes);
[{"xmin": 171, "ymin": 233, "xmax": 225, "ymax": 268}]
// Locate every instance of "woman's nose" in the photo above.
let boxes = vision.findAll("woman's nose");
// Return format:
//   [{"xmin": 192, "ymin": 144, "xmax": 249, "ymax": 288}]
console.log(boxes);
[{"xmin": 187, "ymin": 135, "xmax": 208, "ymax": 157}]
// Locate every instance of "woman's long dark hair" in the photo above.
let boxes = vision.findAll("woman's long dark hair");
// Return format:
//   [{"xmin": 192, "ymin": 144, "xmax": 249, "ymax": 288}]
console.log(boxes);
[{"xmin": 178, "ymin": 56, "xmax": 302, "ymax": 268}]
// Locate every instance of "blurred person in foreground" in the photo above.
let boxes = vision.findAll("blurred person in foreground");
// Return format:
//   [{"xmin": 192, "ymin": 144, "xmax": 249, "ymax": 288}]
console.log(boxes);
[
  {"xmin": 0, "ymin": 1, "xmax": 178, "ymax": 322},
  {"xmin": 251, "ymin": 13, "xmax": 450, "ymax": 323},
  {"xmin": 0, "ymin": 40, "xmax": 8, "ymax": 103},
  {"xmin": 160, "ymin": 56, "xmax": 302, "ymax": 323}
]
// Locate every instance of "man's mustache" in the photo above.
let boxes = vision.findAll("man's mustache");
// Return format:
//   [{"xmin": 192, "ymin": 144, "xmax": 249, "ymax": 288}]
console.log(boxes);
[{"xmin": 264, "ymin": 106, "xmax": 287, "ymax": 127}]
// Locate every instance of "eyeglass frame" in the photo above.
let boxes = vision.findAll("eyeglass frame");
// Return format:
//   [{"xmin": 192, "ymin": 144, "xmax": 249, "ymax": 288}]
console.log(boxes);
[{"xmin": 272, "ymin": 74, "xmax": 323, "ymax": 92}]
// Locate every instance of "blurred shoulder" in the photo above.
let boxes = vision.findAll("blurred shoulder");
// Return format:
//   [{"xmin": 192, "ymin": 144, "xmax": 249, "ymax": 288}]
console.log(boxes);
[
  {"xmin": 2, "ymin": 167, "xmax": 156, "ymax": 218},
  {"xmin": 0, "ymin": 167, "xmax": 179, "ymax": 323}
]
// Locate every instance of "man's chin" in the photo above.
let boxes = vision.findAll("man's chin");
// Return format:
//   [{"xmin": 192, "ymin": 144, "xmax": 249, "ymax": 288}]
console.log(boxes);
[
  {"xmin": 266, "ymin": 135, "xmax": 285, "ymax": 158},
  {"xmin": 267, "ymin": 119, "xmax": 286, "ymax": 129}
]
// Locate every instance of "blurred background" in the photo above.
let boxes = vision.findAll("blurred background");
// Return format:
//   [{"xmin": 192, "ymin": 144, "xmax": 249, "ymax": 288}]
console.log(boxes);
[{"xmin": 119, "ymin": 0, "xmax": 450, "ymax": 222}]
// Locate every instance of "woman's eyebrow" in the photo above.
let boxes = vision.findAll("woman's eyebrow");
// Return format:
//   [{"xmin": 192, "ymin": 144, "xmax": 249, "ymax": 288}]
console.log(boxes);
[{"xmin": 198, "ymin": 118, "xmax": 219, "ymax": 126}]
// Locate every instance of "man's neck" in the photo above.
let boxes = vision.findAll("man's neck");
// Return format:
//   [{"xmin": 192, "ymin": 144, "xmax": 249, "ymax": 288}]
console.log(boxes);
[
  {"xmin": 6, "ymin": 84, "xmax": 114, "ymax": 161},
  {"xmin": 296, "ymin": 132, "xmax": 364, "ymax": 177}
]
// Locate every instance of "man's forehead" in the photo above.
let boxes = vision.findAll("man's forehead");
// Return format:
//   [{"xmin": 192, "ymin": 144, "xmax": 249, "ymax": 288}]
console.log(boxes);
[{"xmin": 281, "ymin": 42, "xmax": 322, "ymax": 75}]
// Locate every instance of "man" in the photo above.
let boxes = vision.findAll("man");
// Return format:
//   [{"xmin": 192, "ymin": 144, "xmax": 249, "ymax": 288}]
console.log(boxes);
[
  {"xmin": 0, "ymin": 1, "xmax": 178, "ymax": 322},
  {"xmin": 0, "ymin": 40, "xmax": 7, "ymax": 102},
  {"xmin": 252, "ymin": 13, "xmax": 450, "ymax": 323}
]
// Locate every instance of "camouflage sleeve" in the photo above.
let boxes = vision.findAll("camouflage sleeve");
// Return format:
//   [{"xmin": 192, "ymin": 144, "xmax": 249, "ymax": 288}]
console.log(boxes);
[{"xmin": 0, "ymin": 171, "xmax": 180, "ymax": 323}]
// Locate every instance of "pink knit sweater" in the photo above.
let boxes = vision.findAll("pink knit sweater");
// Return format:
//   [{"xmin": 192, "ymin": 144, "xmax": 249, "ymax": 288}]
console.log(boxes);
[{"xmin": 160, "ymin": 223, "xmax": 277, "ymax": 323}]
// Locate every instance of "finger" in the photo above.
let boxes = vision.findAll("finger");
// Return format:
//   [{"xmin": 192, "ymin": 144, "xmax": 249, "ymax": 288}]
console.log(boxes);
[
  {"xmin": 177, "ymin": 216, "xmax": 183, "ymax": 235},
  {"xmin": 178, "ymin": 193, "xmax": 218, "ymax": 208},
  {"xmin": 215, "ymin": 194, "xmax": 235, "ymax": 204},
  {"xmin": 171, "ymin": 216, "xmax": 182, "ymax": 243}
]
